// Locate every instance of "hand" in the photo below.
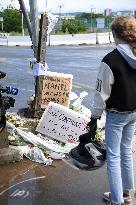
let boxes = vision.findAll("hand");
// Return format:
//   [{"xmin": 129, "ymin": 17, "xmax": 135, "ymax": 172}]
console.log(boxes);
[
  {"xmin": 1, "ymin": 96, "xmax": 15, "ymax": 110},
  {"xmin": 0, "ymin": 71, "xmax": 6, "ymax": 79},
  {"xmin": 8, "ymin": 97, "xmax": 15, "ymax": 107},
  {"xmin": 87, "ymin": 117, "xmax": 97, "ymax": 133},
  {"xmin": 79, "ymin": 117, "xmax": 98, "ymax": 143}
]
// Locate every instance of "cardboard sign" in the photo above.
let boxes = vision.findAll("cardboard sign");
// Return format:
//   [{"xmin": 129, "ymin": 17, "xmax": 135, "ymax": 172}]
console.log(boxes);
[
  {"xmin": 41, "ymin": 71, "xmax": 73, "ymax": 108},
  {"xmin": 36, "ymin": 102, "xmax": 90, "ymax": 143}
]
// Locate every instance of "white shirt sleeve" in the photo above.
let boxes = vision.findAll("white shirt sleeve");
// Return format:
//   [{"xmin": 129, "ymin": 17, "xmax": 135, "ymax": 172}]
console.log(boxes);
[{"xmin": 90, "ymin": 62, "xmax": 114, "ymax": 118}]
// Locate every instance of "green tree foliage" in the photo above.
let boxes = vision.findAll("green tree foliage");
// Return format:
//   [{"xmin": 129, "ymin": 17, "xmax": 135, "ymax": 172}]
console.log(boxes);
[
  {"xmin": 105, "ymin": 16, "xmax": 113, "ymax": 28},
  {"xmin": 0, "ymin": 5, "xmax": 22, "ymax": 33},
  {"xmin": 76, "ymin": 13, "xmax": 113, "ymax": 31},
  {"xmin": 61, "ymin": 19, "xmax": 87, "ymax": 34},
  {"xmin": 77, "ymin": 12, "xmax": 104, "ymax": 20}
]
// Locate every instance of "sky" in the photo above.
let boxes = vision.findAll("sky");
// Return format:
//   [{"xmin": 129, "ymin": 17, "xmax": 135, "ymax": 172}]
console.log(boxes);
[{"xmin": 1, "ymin": 0, "xmax": 136, "ymax": 13}]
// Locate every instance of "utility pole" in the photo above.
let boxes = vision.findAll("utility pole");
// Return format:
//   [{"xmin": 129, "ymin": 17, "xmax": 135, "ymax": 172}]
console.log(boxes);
[
  {"xmin": 18, "ymin": 0, "xmax": 32, "ymax": 40},
  {"xmin": 37, "ymin": 14, "xmax": 48, "ymax": 65},
  {"xmin": 18, "ymin": 0, "xmax": 48, "ymax": 117},
  {"xmin": 34, "ymin": 14, "xmax": 48, "ymax": 117},
  {"xmin": 29, "ymin": 1, "xmax": 48, "ymax": 117},
  {"xmin": 29, "ymin": 0, "xmax": 39, "ymax": 59}
]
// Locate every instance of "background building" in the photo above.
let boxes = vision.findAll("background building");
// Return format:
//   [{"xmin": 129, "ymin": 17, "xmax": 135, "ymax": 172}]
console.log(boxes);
[
  {"xmin": 104, "ymin": 8, "xmax": 112, "ymax": 16},
  {"xmin": 116, "ymin": 10, "xmax": 134, "ymax": 16}
]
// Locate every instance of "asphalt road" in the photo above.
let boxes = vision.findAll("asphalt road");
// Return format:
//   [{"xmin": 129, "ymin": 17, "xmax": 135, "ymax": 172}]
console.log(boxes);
[
  {"xmin": 0, "ymin": 45, "xmax": 114, "ymax": 111},
  {"xmin": 0, "ymin": 159, "xmax": 108, "ymax": 205},
  {"xmin": 0, "ymin": 145, "xmax": 136, "ymax": 205}
]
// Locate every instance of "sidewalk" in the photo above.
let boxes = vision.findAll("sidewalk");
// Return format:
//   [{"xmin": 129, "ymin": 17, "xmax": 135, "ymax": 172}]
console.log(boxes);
[{"xmin": 0, "ymin": 137, "xmax": 135, "ymax": 205}]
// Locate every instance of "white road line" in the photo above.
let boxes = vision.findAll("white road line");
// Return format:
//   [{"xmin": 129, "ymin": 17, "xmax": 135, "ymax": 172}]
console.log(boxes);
[{"xmin": 0, "ymin": 176, "xmax": 46, "ymax": 196}]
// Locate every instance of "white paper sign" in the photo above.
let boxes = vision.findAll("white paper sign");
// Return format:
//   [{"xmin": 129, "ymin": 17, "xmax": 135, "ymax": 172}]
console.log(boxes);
[
  {"xmin": 36, "ymin": 102, "xmax": 90, "ymax": 143},
  {"xmin": 34, "ymin": 62, "xmax": 48, "ymax": 76},
  {"xmin": 47, "ymin": 13, "xmax": 58, "ymax": 34}
]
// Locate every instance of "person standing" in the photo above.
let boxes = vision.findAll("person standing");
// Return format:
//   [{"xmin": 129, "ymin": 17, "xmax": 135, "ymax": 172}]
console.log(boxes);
[{"xmin": 70, "ymin": 16, "xmax": 136, "ymax": 205}]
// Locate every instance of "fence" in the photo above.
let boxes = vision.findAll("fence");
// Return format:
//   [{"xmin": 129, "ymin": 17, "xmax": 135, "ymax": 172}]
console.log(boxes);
[
  {"xmin": 0, "ymin": 33, "xmax": 114, "ymax": 47},
  {"xmin": 47, "ymin": 32, "xmax": 114, "ymax": 46}
]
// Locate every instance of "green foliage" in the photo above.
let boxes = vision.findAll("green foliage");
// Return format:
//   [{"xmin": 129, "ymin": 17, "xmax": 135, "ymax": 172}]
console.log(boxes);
[
  {"xmin": 76, "ymin": 12, "xmax": 104, "ymax": 19},
  {"xmin": 0, "ymin": 6, "xmax": 22, "ymax": 33},
  {"xmin": 9, "ymin": 31, "xmax": 23, "ymax": 36},
  {"xmin": 61, "ymin": 19, "xmax": 87, "ymax": 34},
  {"xmin": 105, "ymin": 16, "xmax": 113, "ymax": 28},
  {"xmin": 75, "ymin": 13, "xmax": 114, "ymax": 31}
]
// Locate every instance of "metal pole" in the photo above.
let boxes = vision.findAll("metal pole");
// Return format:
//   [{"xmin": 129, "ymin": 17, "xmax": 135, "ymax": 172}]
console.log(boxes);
[
  {"xmin": 48, "ymin": 33, "xmax": 50, "ymax": 47},
  {"xmin": 46, "ymin": 0, "xmax": 48, "ymax": 7},
  {"xmin": 1, "ymin": 21, "xmax": 3, "ymax": 31},
  {"xmin": 29, "ymin": 0, "xmax": 39, "ymax": 59},
  {"xmin": 7, "ymin": 35, "xmax": 8, "ymax": 47},
  {"xmin": 90, "ymin": 6, "xmax": 93, "ymax": 32},
  {"xmin": 18, "ymin": 0, "xmax": 32, "ymax": 40},
  {"xmin": 58, "ymin": 4, "xmax": 62, "ymax": 31},
  {"xmin": 22, "ymin": 13, "xmax": 24, "ymax": 36}
]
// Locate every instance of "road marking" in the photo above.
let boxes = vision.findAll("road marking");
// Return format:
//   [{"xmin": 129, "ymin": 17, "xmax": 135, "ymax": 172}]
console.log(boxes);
[
  {"xmin": 10, "ymin": 189, "xmax": 30, "ymax": 198},
  {"xmin": 73, "ymin": 82, "xmax": 95, "ymax": 90},
  {"xmin": 0, "ymin": 176, "xmax": 46, "ymax": 196}
]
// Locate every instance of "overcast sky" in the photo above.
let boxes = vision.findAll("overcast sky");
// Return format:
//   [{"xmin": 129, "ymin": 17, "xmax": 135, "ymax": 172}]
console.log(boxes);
[{"xmin": 1, "ymin": 0, "xmax": 136, "ymax": 13}]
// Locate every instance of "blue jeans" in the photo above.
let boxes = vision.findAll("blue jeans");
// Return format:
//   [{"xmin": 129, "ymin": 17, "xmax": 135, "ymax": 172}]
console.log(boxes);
[{"xmin": 105, "ymin": 111, "xmax": 136, "ymax": 204}]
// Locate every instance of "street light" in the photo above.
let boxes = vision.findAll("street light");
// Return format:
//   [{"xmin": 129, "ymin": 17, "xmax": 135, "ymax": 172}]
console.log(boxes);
[
  {"xmin": 21, "ymin": 12, "xmax": 24, "ymax": 36},
  {"xmin": 19, "ymin": 9, "xmax": 24, "ymax": 36},
  {"xmin": 90, "ymin": 5, "xmax": 95, "ymax": 32},
  {"xmin": 58, "ymin": 4, "xmax": 63, "ymax": 31}
]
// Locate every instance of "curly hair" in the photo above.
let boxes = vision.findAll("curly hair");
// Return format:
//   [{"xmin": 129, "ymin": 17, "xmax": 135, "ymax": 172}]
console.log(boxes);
[{"xmin": 110, "ymin": 16, "xmax": 136, "ymax": 55}]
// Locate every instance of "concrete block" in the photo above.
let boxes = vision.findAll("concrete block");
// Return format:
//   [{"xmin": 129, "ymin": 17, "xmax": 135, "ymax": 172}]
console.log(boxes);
[
  {"xmin": 97, "ymin": 33, "xmax": 110, "ymax": 44},
  {"xmin": 0, "ymin": 147, "xmax": 23, "ymax": 165}
]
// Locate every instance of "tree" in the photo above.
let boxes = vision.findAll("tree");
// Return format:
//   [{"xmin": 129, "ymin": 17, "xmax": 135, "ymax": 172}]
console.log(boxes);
[
  {"xmin": 61, "ymin": 19, "xmax": 87, "ymax": 34},
  {"xmin": 1, "ymin": 6, "xmax": 22, "ymax": 33},
  {"xmin": 76, "ymin": 12, "xmax": 104, "ymax": 20},
  {"xmin": 105, "ymin": 16, "xmax": 113, "ymax": 28}
]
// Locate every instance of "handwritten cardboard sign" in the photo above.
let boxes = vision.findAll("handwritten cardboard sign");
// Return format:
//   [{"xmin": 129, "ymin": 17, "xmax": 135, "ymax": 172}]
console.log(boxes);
[
  {"xmin": 41, "ymin": 71, "xmax": 73, "ymax": 108},
  {"xmin": 36, "ymin": 102, "xmax": 90, "ymax": 143}
]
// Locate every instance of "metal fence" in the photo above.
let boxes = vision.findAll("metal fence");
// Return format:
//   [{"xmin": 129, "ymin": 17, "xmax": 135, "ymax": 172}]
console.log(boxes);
[{"xmin": 0, "ymin": 33, "xmax": 8, "ymax": 46}]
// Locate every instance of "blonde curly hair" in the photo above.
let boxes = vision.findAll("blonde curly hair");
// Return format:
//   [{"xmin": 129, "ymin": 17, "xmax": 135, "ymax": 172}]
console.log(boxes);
[{"xmin": 110, "ymin": 16, "xmax": 136, "ymax": 54}]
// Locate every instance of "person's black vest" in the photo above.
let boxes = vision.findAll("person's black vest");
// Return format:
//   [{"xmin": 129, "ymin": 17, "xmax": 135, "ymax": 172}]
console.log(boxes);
[{"xmin": 102, "ymin": 49, "xmax": 136, "ymax": 112}]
